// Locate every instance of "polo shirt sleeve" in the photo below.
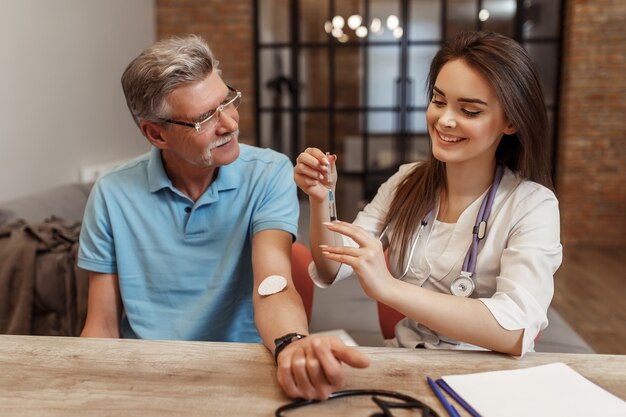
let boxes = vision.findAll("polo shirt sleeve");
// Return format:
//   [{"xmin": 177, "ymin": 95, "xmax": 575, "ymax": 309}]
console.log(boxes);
[
  {"xmin": 250, "ymin": 155, "xmax": 299, "ymax": 240},
  {"xmin": 479, "ymin": 186, "xmax": 562, "ymax": 356},
  {"xmin": 77, "ymin": 179, "xmax": 117, "ymax": 274}
]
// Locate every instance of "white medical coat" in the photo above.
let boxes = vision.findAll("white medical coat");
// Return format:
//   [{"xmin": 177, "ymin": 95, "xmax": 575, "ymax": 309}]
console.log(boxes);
[{"xmin": 310, "ymin": 163, "xmax": 563, "ymax": 355}]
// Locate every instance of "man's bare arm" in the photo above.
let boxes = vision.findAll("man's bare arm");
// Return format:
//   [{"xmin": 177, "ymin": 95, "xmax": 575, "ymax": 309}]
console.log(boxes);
[{"xmin": 80, "ymin": 272, "xmax": 122, "ymax": 338}]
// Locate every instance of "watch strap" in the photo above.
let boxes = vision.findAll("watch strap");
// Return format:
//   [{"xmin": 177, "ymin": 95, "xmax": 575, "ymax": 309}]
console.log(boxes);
[{"xmin": 273, "ymin": 332, "xmax": 307, "ymax": 364}]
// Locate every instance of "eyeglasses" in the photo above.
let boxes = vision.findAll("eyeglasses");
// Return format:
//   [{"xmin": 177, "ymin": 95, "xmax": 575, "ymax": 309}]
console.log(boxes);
[
  {"xmin": 162, "ymin": 85, "xmax": 242, "ymax": 133},
  {"xmin": 275, "ymin": 389, "xmax": 441, "ymax": 417}
]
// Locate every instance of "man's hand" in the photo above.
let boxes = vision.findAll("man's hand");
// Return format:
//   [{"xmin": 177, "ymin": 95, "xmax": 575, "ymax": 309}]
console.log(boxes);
[{"xmin": 276, "ymin": 334, "xmax": 370, "ymax": 400}]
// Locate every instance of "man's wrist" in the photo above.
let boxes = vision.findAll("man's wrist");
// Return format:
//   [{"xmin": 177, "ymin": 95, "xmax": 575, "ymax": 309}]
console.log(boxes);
[{"xmin": 274, "ymin": 332, "xmax": 307, "ymax": 364}]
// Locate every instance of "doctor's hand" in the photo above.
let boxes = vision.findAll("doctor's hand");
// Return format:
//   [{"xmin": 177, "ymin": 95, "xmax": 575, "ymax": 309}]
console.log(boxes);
[
  {"xmin": 320, "ymin": 221, "xmax": 396, "ymax": 300},
  {"xmin": 276, "ymin": 334, "xmax": 369, "ymax": 400},
  {"xmin": 294, "ymin": 148, "xmax": 337, "ymax": 203}
]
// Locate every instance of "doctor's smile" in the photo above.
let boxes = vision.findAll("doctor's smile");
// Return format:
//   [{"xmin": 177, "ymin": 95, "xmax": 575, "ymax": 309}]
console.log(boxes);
[{"xmin": 435, "ymin": 130, "xmax": 466, "ymax": 144}]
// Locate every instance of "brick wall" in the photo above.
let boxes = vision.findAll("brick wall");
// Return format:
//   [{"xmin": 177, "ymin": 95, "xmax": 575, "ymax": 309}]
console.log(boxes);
[
  {"xmin": 558, "ymin": 0, "xmax": 626, "ymax": 246},
  {"xmin": 155, "ymin": 0, "xmax": 626, "ymax": 246},
  {"xmin": 156, "ymin": 0, "xmax": 255, "ymax": 145}
]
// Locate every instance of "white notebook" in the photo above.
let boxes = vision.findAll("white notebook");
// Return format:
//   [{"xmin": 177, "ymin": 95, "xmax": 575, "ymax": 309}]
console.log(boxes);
[{"xmin": 442, "ymin": 362, "xmax": 626, "ymax": 417}]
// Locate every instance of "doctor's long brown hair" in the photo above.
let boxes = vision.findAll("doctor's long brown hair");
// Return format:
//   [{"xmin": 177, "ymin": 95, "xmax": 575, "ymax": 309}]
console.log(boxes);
[{"xmin": 385, "ymin": 31, "xmax": 552, "ymax": 268}]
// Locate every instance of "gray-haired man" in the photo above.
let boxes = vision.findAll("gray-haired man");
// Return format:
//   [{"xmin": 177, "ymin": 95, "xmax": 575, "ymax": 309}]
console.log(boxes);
[{"xmin": 78, "ymin": 35, "xmax": 368, "ymax": 400}]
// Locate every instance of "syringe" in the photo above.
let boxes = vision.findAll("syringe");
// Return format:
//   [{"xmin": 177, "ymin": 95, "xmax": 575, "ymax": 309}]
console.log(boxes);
[{"xmin": 326, "ymin": 152, "xmax": 337, "ymax": 222}]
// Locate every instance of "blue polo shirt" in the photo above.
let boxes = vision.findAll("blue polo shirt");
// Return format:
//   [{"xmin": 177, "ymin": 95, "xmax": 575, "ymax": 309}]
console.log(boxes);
[{"xmin": 78, "ymin": 144, "xmax": 299, "ymax": 342}]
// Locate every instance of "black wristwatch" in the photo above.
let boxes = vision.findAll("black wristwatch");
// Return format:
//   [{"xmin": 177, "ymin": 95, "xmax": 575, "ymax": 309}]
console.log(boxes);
[{"xmin": 274, "ymin": 332, "xmax": 307, "ymax": 364}]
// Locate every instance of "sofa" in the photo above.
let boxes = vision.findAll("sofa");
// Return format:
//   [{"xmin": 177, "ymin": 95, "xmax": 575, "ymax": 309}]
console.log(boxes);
[
  {"xmin": 0, "ymin": 183, "xmax": 92, "ymax": 225},
  {"xmin": 0, "ymin": 183, "xmax": 93, "ymax": 337}
]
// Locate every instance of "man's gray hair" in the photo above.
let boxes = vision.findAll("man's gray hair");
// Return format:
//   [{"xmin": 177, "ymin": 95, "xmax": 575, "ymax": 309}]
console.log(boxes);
[{"xmin": 121, "ymin": 34, "xmax": 219, "ymax": 126}]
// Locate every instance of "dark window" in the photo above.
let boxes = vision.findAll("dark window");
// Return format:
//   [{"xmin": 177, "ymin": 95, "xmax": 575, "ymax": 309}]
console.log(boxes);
[{"xmin": 255, "ymin": 0, "xmax": 563, "ymax": 217}]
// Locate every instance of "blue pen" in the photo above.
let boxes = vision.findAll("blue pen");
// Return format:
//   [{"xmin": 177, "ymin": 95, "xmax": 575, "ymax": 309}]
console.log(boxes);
[
  {"xmin": 427, "ymin": 376, "xmax": 461, "ymax": 417},
  {"xmin": 436, "ymin": 379, "xmax": 482, "ymax": 417}
]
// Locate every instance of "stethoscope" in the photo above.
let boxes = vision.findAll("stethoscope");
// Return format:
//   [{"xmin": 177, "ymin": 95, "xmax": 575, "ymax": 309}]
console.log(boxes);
[{"xmin": 380, "ymin": 164, "xmax": 505, "ymax": 297}]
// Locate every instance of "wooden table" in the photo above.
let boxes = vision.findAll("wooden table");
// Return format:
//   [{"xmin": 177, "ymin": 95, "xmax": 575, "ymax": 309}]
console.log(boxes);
[{"xmin": 0, "ymin": 335, "xmax": 624, "ymax": 416}]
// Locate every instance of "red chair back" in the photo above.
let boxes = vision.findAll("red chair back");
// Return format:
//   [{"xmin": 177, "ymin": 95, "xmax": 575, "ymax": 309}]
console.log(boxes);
[
  {"xmin": 291, "ymin": 242, "xmax": 314, "ymax": 323},
  {"xmin": 377, "ymin": 301, "xmax": 405, "ymax": 340},
  {"xmin": 377, "ymin": 249, "xmax": 405, "ymax": 339}
]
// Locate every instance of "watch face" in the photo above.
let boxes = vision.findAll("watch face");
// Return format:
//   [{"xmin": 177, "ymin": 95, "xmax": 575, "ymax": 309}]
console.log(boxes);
[{"xmin": 450, "ymin": 275, "xmax": 475, "ymax": 297}]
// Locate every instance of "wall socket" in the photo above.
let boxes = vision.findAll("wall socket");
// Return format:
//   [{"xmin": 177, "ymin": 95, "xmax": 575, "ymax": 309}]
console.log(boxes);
[{"xmin": 79, "ymin": 160, "xmax": 125, "ymax": 184}]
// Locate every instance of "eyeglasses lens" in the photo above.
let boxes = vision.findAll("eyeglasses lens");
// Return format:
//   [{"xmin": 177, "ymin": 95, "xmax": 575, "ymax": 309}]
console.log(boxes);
[{"xmin": 197, "ymin": 91, "xmax": 241, "ymax": 133}]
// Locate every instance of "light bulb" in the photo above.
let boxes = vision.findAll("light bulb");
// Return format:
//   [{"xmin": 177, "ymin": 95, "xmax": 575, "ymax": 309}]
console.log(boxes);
[
  {"xmin": 332, "ymin": 16, "xmax": 345, "ymax": 29},
  {"xmin": 331, "ymin": 27, "xmax": 343, "ymax": 38},
  {"xmin": 386, "ymin": 15, "xmax": 399, "ymax": 30},
  {"xmin": 370, "ymin": 18, "xmax": 382, "ymax": 34},
  {"xmin": 347, "ymin": 14, "xmax": 362, "ymax": 30},
  {"xmin": 355, "ymin": 26, "xmax": 368, "ymax": 38}
]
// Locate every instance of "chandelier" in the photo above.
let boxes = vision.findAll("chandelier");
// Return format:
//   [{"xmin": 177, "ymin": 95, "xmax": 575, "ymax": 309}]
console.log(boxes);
[{"xmin": 324, "ymin": 14, "xmax": 403, "ymax": 42}]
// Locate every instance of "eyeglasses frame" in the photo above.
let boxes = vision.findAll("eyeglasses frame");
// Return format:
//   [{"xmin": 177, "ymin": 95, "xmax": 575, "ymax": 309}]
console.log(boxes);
[{"xmin": 161, "ymin": 85, "xmax": 242, "ymax": 133}]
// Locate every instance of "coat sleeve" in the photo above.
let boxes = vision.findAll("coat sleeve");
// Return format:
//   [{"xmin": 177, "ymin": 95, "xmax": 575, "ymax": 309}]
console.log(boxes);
[
  {"xmin": 479, "ymin": 185, "xmax": 563, "ymax": 356},
  {"xmin": 309, "ymin": 163, "xmax": 418, "ymax": 288}
]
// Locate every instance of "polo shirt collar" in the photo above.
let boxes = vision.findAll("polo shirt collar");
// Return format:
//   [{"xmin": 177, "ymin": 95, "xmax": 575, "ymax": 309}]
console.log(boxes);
[
  {"xmin": 212, "ymin": 160, "xmax": 239, "ymax": 192},
  {"xmin": 147, "ymin": 146, "xmax": 240, "ymax": 194},
  {"xmin": 147, "ymin": 147, "xmax": 172, "ymax": 193}
]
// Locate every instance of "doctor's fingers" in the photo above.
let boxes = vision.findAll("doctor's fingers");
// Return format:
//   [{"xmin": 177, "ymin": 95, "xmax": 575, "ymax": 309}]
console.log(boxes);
[
  {"xmin": 294, "ymin": 162, "xmax": 325, "ymax": 184},
  {"xmin": 297, "ymin": 148, "xmax": 329, "ymax": 171},
  {"xmin": 324, "ymin": 221, "xmax": 382, "ymax": 249},
  {"xmin": 306, "ymin": 147, "xmax": 337, "ymax": 169},
  {"xmin": 319, "ymin": 244, "xmax": 363, "ymax": 258},
  {"xmin": 321, "ymin": 251, "xmax": 361, "ymax": 270},
  {"xmin": 295, "ymin": 153, "xmax": 326, "ymax": 175}
]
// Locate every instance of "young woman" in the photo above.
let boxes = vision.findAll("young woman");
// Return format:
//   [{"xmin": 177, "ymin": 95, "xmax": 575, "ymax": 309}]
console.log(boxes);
[{"xmin": 294, "ymin": 31, "xmax": 562, "ymax": 356}]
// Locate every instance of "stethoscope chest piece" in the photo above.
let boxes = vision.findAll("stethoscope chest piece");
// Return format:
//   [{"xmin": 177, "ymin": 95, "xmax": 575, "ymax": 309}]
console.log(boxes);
[{"xmin": 450, "ymin": 273, "xmax": 475, "ymax": 297}]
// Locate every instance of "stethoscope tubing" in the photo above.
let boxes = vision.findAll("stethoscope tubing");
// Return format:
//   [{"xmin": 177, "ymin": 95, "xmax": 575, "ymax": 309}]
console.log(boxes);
[
  {"xmin": 378, "ymin": 212, "xmax": 431, "ymax": 280},
  {"xmin": 462, "ymin": 164, "xmax": 504, "ymax": 275},
  {"xmin": 379, "ymin": 164, "xmax": 504, "ymax": 290}
]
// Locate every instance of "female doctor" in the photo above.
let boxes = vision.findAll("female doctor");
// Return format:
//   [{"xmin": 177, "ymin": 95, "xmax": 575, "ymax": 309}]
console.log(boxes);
[{"xmin": 294, "ymin": 31, "xmax": 562, "ymax": 357}]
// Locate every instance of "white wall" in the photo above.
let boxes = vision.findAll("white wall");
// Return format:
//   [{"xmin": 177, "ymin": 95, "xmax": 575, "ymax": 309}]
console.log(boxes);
[{"xmin": 0, "ymin": 0, "xmax": 155, "ymax": 203}]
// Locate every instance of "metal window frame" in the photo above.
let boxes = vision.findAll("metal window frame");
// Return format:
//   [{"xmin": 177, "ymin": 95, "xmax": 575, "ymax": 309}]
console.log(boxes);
[{"xmin": 254, "ymin": 0, "xmax": 564, "ymax": 199}]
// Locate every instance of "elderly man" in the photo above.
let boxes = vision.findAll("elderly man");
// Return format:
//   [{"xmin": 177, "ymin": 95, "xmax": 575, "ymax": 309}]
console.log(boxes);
[{"xmin": 78, "ymin": 34, "xmax": 368, "ymax": 400}]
